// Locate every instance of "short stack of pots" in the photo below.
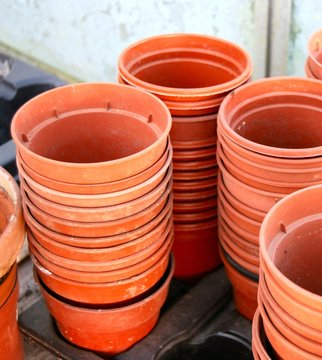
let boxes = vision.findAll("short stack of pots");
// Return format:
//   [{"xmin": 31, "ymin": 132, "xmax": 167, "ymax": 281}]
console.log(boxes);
[
  {"xmin": 11, "ymin": 82, "xmax": 175, "ymax": 356},
  {"xmin": 253, "ymin": 184, "xmax": 322, "ymax": 359},
  {"xmin": 217, "ymin": 76, "xmax": 322, "ymax": 320},
  {"xmin": 306, "ymin": 28, "xmax": 322, "ymax": 80},
  {"xmin": 0, "ymin": 167, "xmax": 25, "ymax": 360},
  {"xmin": 118, "ymin": 33, "xmax": 252, "ymax": 280}
]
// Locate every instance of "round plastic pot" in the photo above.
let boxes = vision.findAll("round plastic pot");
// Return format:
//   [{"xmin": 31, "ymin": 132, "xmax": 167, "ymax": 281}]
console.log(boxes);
[
  {"xmin": 0, "ymin": 167, "xmax": 25, "ymax": 277},
  {"xmin": 173, "ymin": 197, "xmax": 217, "ymax": 214},
  {"xmin": 218, "ymin": 172, "xmax": 265, "ymax": 222},
  {"xmin": 252, "ymin": 309, "xmax": 273, "ymax": 360},
  {"xmin": 28, "ymin": 220, "xmax": 172, "ymax": 273},
  {"xmin": 173, "ymin": 187, "xmax": 217, "ymax": 203},
  {"xmin": 34, "ymin": 246, "xmax": 172, "ymax": 305},
  {"xmin": 20, "ymin": 163, "xmax": 172, "ymax": 222},
  {"xmin": 260, "ymin": 184, "xmax": 322, "ymax": 319},
  {"xmin": 173, "ymin": 208, "xmax": 217, "ymax": 224},
  {"xmin": 172, "ymin": 218, "xmax": 221, "ymax": 280},
  {"xmin": 23, "ymin": 192, "xmax": 173, "ymax": 249},
  {"xmin": 307, "ymin": 29, "xmax": 322, "ymax": 80},
  {"xmin": 173, "ymin": 157, "xmax": 217, "ymax": 172},
  {"xmin": 17, "ymin": 146, "xmax": 172, "ymax": 208},
  {"xmin": 0, "ymin": 265, "xmax": 17, "ymax": 308},
  {"xmin": 35, "ymin": 255, "xmax": 174, "ymax": 356},
  {"xmin": 258, "ymin": 290, "xmax": 321, "ymax": 360},
  {"xmin": 29, "ymin": 228, "xmax": 173, "ymax": 283},
  {"xmin": 173, "ymin": 146, "xmax": 217, "ymax": 162},
  {"xmin": 170, "ymin": 113, "xmax": 217, "ymax": 142},
  {"xmin": 173, "ymin": 166, "xmax": 217, "ymax": 182},
  {"xmin": 28, "ymin": 212, "xmax": 172, "ymax": 263},
  {"xmin": 219, "ymin": 246, "xmax": 258, "ymax": 321},
  {"xmin": 173, "ymin": 176, "xmax": 217, "ymax": 193},
  {"xmin": 22, "ymin": 184, "xmax": 171, "ymax": 238},
  {"xmin": 259, "ymin": 268, "xmax": 322, "ymax": 345},
  {"xmin": 12, "ymin": 82, "xmax": 171, "ymax": 184},
  {"xmin": 172, "ymin": 138, "xmax": 217, "ymax": 151},
  {"xmin": 218, "ymin": 77, "xmax": 322, "ymax": 158},
  {"xmin": 305, "ymin": 57, "xmax": 317, "ymax": 79},
  {"xmin": 219, "ymin": 134, "xmax": 322, "ymax": 184},
  {"xmin": 218, "ymin": 162, "xmax": 283, "ymax": 213},
  {"xmin": 0, "ymin": 279, "xmax": 24, "ymax": 360},
  {"xmin": 118, "ymin": 33, "xmax": 252, "ymax": 115},
  {"xmin": 17, "ymin": 141, "xmax": 171, "ymax": 195}
]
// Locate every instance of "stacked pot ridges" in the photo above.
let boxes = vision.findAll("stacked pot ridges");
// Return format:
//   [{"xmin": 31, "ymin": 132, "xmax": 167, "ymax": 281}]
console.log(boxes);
[
  {"xmin": 306, "ymin": 28, "xmax": 322, "ymax": 80},
  {"xmin": 0, "ymin": 167, "xmax": 25, "ymax": 360},
  {"xmin": 216, "ymin": 76, "xmax": 322, "ymax": 320},
  {"xmin": 11, "ymin": 82, "xmax": 174, "ymax": 355},
  {"xmin": 255, "ymin": 184, "xmax": 322, "ymax": 359},
  {"xmin": 118, "ymin": 33, "xmax": 253, "ymax": 280}
]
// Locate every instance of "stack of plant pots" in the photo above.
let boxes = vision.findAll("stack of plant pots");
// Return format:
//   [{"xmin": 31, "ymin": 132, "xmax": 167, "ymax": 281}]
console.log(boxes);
[
  {"xmin": 11, "ymin": 82, "xmax": 175, "ymax": 356},
  {"xmin": 217, "ymin": 76, "xmax": 322, "ymax": 320},
  {"xmin": 0, "ymin": 167, "xmax": 25, "ymax": 360},
  {"xmin": 118, "ymin": 33, "xmax": 252, "ymax": 280},
  {"xmin": 306, "ymin": 28, "xmax": 322, "ymax": 80},
  {"xmin": 253, "ymin": 184, "xmax": 322, "ymax": 359}
]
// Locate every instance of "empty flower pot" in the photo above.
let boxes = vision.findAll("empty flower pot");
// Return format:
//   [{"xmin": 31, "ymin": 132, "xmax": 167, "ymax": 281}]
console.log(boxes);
[
  {"xmin": 307, "ymin": 28, "xmax": 322, "ymax": 80},
  {"xmin": 11, "ymin": 82, "xmax": 171, "ymax": 184},
  {"xmin": 173, "ymin": 176, "xmax": 217, "ymax": 193},
  {"xmin": 173, "ymin": 166, "xmax": 217, "ymax": 182},
  {"xmin": 173, "ymin": 197, "xmax": 217, "ymax": 214},
  {"xmin": 0, "ymin": 167, "xmax": 25, "ymax": 277},
  {"xmin": 252, "ymin": 309, "xmax": 273, "ymax": 360},
  {"xmin": 34, "ymin": 244, "xmax": 172, "ymax": 305},
  {"xmin": 173, "ymin": 157, "xmax": 217, "ymax": 172},
  {"xmin": 35, "ymin": 255, "xmax": 174, "ymax": 355},
  {"xmin": 118, "ymin": 33, "xmax": 252, "ymax": 116},
  {"xmin": 173, "ymin": 187, "xmax": 217, "ymax": 203},
  {"xmin": 17, "ymin": 141, "xmax": 172, "ymax": 195},
  {"xmin": 23, "ymin": 191, "xmax": 173, "ymax": 249},
  {"xmin": 172, "ymin": 146, "xmax": 217, "ymax": 162}
]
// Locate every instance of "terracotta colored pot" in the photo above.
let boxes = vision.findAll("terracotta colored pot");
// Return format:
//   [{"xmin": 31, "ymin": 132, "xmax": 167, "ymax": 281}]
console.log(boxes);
[
  {"xmin": 218, "ymin": 163, "xmax": 283, "ymax": 213},
  {"xmin": 23, "ymin": 192, "xmax": 173, "ymax": 248},
  {"xmin": 17, "ymin": 147, "xmax": 172, "ymax": 208},
  {"xmin": 22, "ymin": 184, "xmax": 171, "ymax": 237},
  {"xmin": 0, "ymin": 167, "xmax": 25, "ymax": 277},
  {"xmin": 173, "ymin": 187, "xmax": 217, "ymax": 203},
  {"xmin": 258, "ymin": 291, "xmax": 321, "ymax": 360},
  {"xmin": 173, "ymin": 157, "xmax": 217, "ymax": 172},
  {"xmin": 118, "ymin": 33, "xmax": 252, "ymax": 116},
  {"xmin": 173, "ymin": 166, "xmax": 217, "ymax": 182},
  {"xmin": 172, "ymin": 146, "xmax": 217, "ymax": 162},
  {"xmin": 172, "ymin": 218, "xmax": 221, "ymax": 280},
  {"xmin": 173, "ymin": 176, "xmax": 217, "ymax": 193},
  {"xmin": 259, "ymin": 268, "xmax": 322, "ymax": 345},
  {"xmin": 218, "ymin": 77, "xmax": 322, "ymax": 158},
  {"xmin": 260, "ymin": 184, "xmax": 322, "ymax": 322},
  {"xmin": 17, "ymin": 141, "xmax": 172, "ymax": 195},
  {"xmin": 307, "ymin": 29, "xmax": 322, "ymax": 80},
  {"xmin": 170, "ymin": 113, "xmax": 217, "ymax": 142},
  {"xmin": 11, "ymin": 83, "xmax": 171, "ymax": 184},
  {"xmin": 28, "ymin": 212, "xmax": 172, "ymax": 262},
  {"xmin": 0, "ymin": 278, "xmax": 24, "ymax": 360},
  {"xmin": 252, "ymin": 309, "xmax": 272, "ymax": 360},
  {"xmin": 20, "ymin": 164, "xmax": 172, "ymax": 222},
  {"xmin": 0, "ymin": 265, "xmax": 17, "ymax": 308},
  {"xmin": 218, "ymin": 172, "xmax": 265, "ymax": 222},
  {"xmin": 219, "ymin": 246, "xmax": 258, "ymax": 321},
  {"xmin": 35, "ymin": 255, "xmax": 174, "ymax": 355},
  {"xmin": 305, "ymin": 57, "xmax": 317, "ymax": 79},
  {"xmin": 29, "ymin": 227, "xmax": 173, "ymax": 283},
  {"xmin": 173, "ymin": 197, "xmax": 217, "ymax": 214},
  {"xmin": 34, "ymin": 244, "xmax": 172, "ymax": 304},
  {"xmin": 28, "ymin": 220, "xmax": 172, "ymax": 273},
  {"xmin": 172, "ymin": 138, "xmax": 217, "ymax": 150},
  {"xmin": 173, "ymin": 208, "xmax": 217, "ymax": 224}
]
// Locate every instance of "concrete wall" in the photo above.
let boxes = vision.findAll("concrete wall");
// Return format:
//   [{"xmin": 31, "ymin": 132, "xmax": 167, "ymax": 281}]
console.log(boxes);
[{"xmin": 0, "ymin": 0, "xmax": 321, "ymax": 81}]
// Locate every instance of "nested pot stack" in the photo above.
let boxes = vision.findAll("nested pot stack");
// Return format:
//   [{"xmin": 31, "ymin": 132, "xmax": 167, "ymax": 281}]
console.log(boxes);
[
  {"xmin": 306, "ymin": 28, "xmax": 322, "ymax": 80},
  {"xmin": 0, "ymin": 167, "xmax": 25, "ymax": 360},
  {"xmin": 254, "ymin": 184, "xmax": 322, "ymax": 359},
  {"xmin": 11, "ymin": 82, "xmax": 175, "ymax": 355},
  {"xmin": 118, "ymin": 33, "xmax": 252, "ymax": 280},
  {"xmin": 217, "ymin": 76, "xmax": 322, "ymax": 320}
]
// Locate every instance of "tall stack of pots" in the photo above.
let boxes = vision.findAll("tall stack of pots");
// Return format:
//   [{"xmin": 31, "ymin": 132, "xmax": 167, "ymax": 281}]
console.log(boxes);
[
  {"xmin": 118, "ymin": 33, "xmax": 252, "ymax": 280},
  {"xmin": 217, "ymin": 76, "xmax": 322, "ymax": 320},
  {"xmin": 11, "ymin": 82, "xmax": 175, "ymax": 356},
  {"xmin": 306, "ymin": 28, "xmax": 322, "ymax": 80},
  {"xmin": 253, "ymin": 184, "xmax": 322, "ymax": 359},
  {"xmin": 0, "ymin": 167, "xmax": 25, "ymax": 360}
]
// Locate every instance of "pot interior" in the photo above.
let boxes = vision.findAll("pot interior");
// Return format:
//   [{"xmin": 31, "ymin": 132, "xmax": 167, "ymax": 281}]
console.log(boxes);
[
  {"xmin": 232, "ymin": 104, "xmax": 322, "ymax": 149},
  {"xmin": 130, "ymin": 51, "xmax": 239, "ymax": 89},
  {"xmin": 27, "ymin": 111, "xmax": 159, "ymax": 163},
  {"xmin": 271, "ymin": 217, "xmax": 322, "ymax": 295},
  {"xmin": 0, "ymin": 188, "xmax": 14, "ymax": 235}
]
